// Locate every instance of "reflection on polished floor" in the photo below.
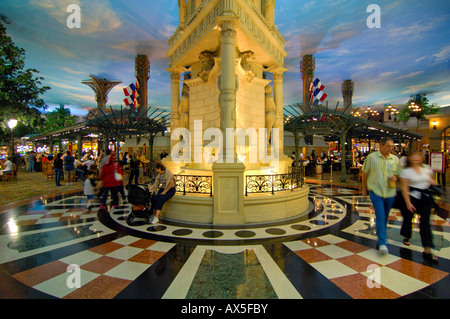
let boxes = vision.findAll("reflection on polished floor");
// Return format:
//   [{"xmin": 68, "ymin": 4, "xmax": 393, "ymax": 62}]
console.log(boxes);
[{"xmin": 0, "ymin": 183, "xmax": 449, "ymax": 299}]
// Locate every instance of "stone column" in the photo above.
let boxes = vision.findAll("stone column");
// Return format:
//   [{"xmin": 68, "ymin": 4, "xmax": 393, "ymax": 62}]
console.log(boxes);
[
  {"xmin": 272, "ymin": 67, "xmax": 287, "ymax": 155},
  {"xmin": 213, "ymin": 17, "xmax": 245, "ymax": 225},
  {"xmin": 169, "ymin": 69, "xmax": 182, "ymax": 151},
  {"xmin": 217, "ymin": 17, "xmax": 239, "ymax": 160}
]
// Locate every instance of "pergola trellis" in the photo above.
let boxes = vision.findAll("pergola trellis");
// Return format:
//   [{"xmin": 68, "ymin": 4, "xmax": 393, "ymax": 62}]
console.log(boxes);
[
  {"xmin": 31, "ymin": 105, "xmax": 169, "ymax": 164},
  {"xmin": 284, "ymin": 102, "xmax": 424, "ymax": 182},
  {"xmin": 85, "ymin": 105, "xmax": 169, "ymax": 162}
]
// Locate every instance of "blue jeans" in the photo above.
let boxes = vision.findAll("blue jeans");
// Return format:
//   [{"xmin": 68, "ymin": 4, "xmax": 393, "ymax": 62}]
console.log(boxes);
[
  {"xmin": 76, "ymin": 168, "xmax": 84, "ymax": 181},
  {"xmin": 55, "ymin": 168, "xmax": 62, "ymax": 186},
  {"xmin": 154, "ymin": 187, "xmax": 176, "ymax": 210},
  {"xmin": 369, "ymin": 191, "xmax": 395, "ymax": 247},
  {"xmin": 29, "ymin": 160, "xmax": 35, "ymax": 172}
]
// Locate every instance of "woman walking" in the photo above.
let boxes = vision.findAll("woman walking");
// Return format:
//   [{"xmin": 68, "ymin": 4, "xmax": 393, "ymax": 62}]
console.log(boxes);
[
  {"xmin": 99, "ymin": 152, "xmax": 125, "ymax": 210},
  {"xmin": 399, "ymin": 151, "xmax": 439, "ymax": 262},
  {"xmin": 149, "ymin": 162, "xmax": 176, "ymax": 224}
]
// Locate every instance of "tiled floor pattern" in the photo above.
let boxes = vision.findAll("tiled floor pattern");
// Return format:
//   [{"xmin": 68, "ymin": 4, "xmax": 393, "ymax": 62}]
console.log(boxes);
[
  {"xmin": 284, "ymin": 235, "xmax": 448, "ymax": 299},
  {"xmin": 1, "ymin": 184, "xmax": 449, "ymax": 299},
  {"xmin": 108, "ymin": 196, "xmax": 347, "ymax": 244},
  {"xmin": 11, "ymin": 236, "xmax": 175, "ymax": 299}
]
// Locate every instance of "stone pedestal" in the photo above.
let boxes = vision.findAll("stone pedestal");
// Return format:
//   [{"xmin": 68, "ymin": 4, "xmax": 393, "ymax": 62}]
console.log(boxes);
[{"xmin": 212, "ymin": 162, "xmax": 245, "ymax": 224}]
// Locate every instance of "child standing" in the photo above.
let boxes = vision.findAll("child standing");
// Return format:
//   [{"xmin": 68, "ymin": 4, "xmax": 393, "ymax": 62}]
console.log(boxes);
[{"xmin": 84, "ymin": 172, "xmax": 97, "ymax": 210}]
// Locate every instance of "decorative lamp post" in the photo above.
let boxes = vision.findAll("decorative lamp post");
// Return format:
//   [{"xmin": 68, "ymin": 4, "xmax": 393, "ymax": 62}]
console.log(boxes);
[
  {"xmin": 386, "ymin": 104, "xmax": 398, "ymax": 121},
  {"xmin": 7, "ymin": 119, "xmax": 18, "ymax": 156},
  {"xmin": 408, "ymin": 101, "xmax": 422, "ymax": 118}
]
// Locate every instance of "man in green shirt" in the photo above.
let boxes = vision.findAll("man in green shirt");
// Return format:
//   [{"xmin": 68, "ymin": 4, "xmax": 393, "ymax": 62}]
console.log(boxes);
[{"xmin": 361, "ymin": 137, "xmax": 401, "ymax": 255}]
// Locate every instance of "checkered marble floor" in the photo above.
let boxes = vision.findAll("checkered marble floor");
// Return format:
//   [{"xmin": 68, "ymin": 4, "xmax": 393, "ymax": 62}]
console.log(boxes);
[
  {"xmin": 12, "ymin": 236, "xmax": 175, "ymax": 299},
  {"xmin": 284, "ymin": 235, "xmax": 448, "ymax": 298},
  {"xmin": 1, "ymin": 184, "xmax": 449, "ymax": 300}
]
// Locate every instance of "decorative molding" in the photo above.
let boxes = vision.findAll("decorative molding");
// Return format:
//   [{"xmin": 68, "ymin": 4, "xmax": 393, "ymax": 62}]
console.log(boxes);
[{"xmin": 168, "ymin": 0, "xmax": 286, "ymax": 69}]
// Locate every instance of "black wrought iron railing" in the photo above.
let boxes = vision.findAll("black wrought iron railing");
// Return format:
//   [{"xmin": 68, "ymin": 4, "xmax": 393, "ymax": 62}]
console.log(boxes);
[
  {"xmin": 245, "ymin": 166, "xmax": 304, "ymax": 195},
  {"xmin": 169, "ymin": 167, "xmax": 304, "ymax": 197},
  {"xmin": 175, "ymin": 175, "xmax": 213, "ymax": 196}
]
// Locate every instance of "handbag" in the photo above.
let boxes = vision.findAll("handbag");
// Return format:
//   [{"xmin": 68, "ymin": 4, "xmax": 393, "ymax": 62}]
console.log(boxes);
[
  {"xmin": 427, "ymin": 185, "xmax": 443, "ymax": 196},
  {"xmin": 114, "ymin": 163, "xmax": 123, "ymax": 182}
]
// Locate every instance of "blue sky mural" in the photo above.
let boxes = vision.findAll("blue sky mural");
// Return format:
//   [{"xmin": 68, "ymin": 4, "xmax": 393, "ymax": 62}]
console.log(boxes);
[{"xmin": 1, "ymin": 0, "xmax": 449, "ymax": 116}]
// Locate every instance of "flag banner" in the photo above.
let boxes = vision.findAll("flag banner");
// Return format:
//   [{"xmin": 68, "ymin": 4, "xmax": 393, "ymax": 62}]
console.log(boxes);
[
  {"xmin": 309, "ymin": 77, "xmax": 327, "ymax": 104},
  {"xmin": 123, "ymin": 96, "xmax": 134, "ymax": 107},
  {"xmin": 123, "ymin": 81, "xmax": 139, "ymax": 110},
  {"xmin": 123, "ymin": 83, "xmax": 136, "ymax": 97}
]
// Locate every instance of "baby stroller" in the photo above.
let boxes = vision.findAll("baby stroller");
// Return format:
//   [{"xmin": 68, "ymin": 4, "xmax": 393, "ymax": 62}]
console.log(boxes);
[{"xmin": 126, "ymin": 184, "xmax": 155, "ymax": 226}]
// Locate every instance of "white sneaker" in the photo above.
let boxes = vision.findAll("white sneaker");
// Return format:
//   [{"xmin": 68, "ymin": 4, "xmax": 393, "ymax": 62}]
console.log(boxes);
[
  {"xmin": 150, "ymin": 216, "xmax": 159, "ymax": 224},
  {"xmin": 379, "ymin": 245, "xmax": 388, "ymax": 255}
]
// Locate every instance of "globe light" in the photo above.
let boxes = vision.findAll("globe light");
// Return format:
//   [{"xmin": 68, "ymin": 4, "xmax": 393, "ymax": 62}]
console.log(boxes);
[{"xmin": 7, "ymin": 119, "xmax": 18, "ymax": 129}]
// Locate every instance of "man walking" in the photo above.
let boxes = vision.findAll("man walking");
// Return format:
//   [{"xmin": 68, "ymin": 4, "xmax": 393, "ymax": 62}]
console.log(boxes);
[{"xmin": 361, "ymin": 137, "xmax": 401, "ymax": 255}]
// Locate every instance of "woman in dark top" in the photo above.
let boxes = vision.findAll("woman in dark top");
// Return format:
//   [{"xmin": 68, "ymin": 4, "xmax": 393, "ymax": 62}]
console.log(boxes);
[
  {"xmin": 128, "ymin": 153, "xmax": 141, "ymax": 185},
  {"xmin": 53, "ymin": 153, "xmax": 63, "ymax": 186}
]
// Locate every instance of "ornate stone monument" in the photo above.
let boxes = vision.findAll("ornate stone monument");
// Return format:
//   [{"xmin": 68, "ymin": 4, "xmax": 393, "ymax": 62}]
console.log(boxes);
[{"xmin": 163, "ymin": 0, "xmax": 309, "ymax": 225}]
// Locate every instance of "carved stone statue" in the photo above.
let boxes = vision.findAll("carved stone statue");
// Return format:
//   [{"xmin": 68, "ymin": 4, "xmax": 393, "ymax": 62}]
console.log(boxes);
[
  {"xmin": 240, "ymin": 51, "xmax": 255, "ymax": 72},
  {"xmin": 198, "ymin": 51, "xmax": 215, "ymax": 82},
  {"xmin": 265, "ymin": 85, "xmax": 276, "ymax": 143},
  {"xmin": 179, "ymin": 83, "xmax": 190, "ymax": 129},
  {"xmin": 239, "ymin": 51, "xmax": 256, "ymax": 82},
  {"xmin": 178, "ymin": 0, "xmax": 187, "ymax": 26},
  {"xmin": 265, "ymin": 0, "xmax": 275, "ymax": 27}
]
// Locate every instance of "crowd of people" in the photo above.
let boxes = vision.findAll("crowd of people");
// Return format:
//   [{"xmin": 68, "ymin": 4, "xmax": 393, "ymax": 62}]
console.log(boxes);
[
  {"xmin": 3, "ymin": 143, "xmax": 445, "ymax": 254},
  {"xmin": 9, "ymin": 148, "xmax": 175, "ymax": 225},
  {"xmin": 11, "ymin": 149, "xmax": 149, "ymax": 184},
  {"xmin": 291, "ymin": 150, "xmax": 345, "ymax": 175},
  {"xmin": 291, "ymin": 142, "xmax": 443, "ymax": 263}
]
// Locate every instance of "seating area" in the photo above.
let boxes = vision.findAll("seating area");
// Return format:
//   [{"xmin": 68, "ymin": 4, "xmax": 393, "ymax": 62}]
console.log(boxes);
[{"xmin": 1, "ymin": 164, "xmax": 17, "ymax": 181}]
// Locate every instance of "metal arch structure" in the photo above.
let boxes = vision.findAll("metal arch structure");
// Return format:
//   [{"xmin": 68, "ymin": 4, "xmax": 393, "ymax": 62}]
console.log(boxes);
[
  {"xmin": 85, "ymin": 105, "xmax": 169, "ymax": 163},
  {"xmin": 85, "ymin": 105, "xmax": 169, "ymax": 137},
  {"xmin": 284, "ymin": 102, "xmax": 423, "ymax": 182},
  {"xmin": 81, "ymin": 75, "xmax": 122, "ymax": 112},
  {"xmin": 31, "ymin": 105, "xmax": 169, "ymax": 164}
]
